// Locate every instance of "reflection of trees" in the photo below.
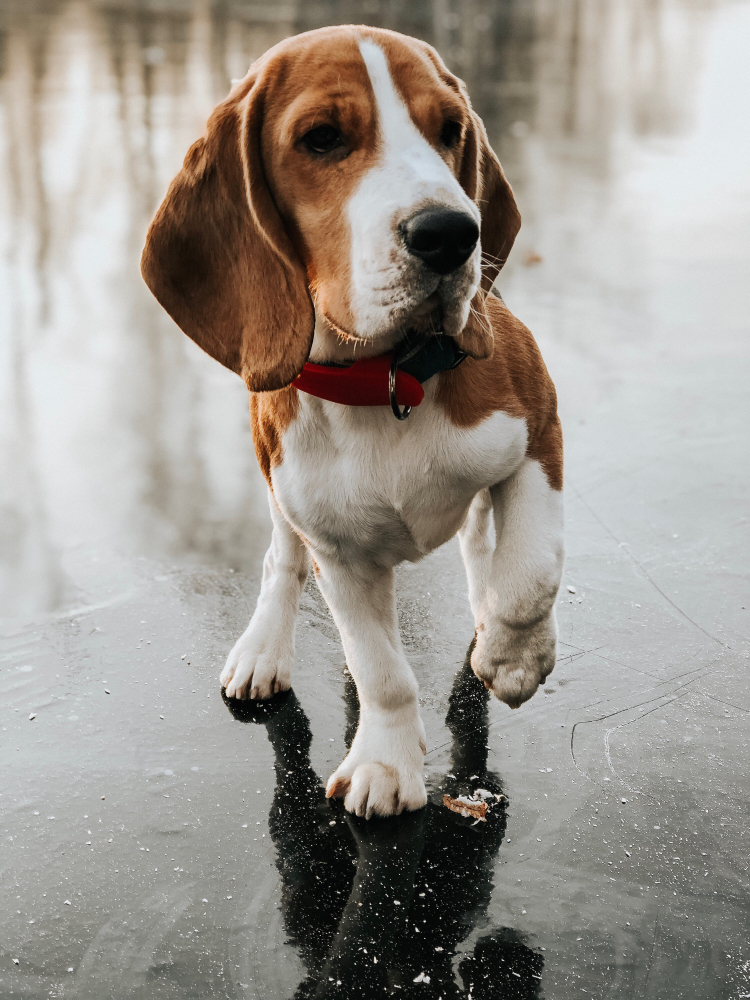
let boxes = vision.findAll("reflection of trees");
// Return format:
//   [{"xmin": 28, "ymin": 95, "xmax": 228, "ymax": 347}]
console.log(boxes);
[
  {"xmin": 225, "ymin": 651, "xmax": 544, "ymax": 999},
  {"xmin": 0, "ymin": 16, "xmax": 68, "ymax": 620},
  {"xmin": 0, "ymin": 0, "xmax": 718, "ymax": 620}
]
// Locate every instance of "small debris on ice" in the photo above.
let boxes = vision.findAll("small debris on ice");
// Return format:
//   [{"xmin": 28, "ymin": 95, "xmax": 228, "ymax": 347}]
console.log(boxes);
[
  {"xmin": 64, "ymin": 900, "xmax": 71, "ymax": 906},
  {"xmin": 67, "ymin": 967, "xmax": 74, "ymax": 973},
  {"xmin": 104, "ymin": 690, "xmax": 110, "ymax": 695},
  {"xmin": 29, "ymin": 713, "xmax": 36, "ymax": 721},
  {"xmin": 473, "ymin": 788, "xmax": 504, "ymax": 801},
  {"xmin": 566, "ymin": 585, "xmax": 576, "ymax": 594},
  {"xmin": 442, "ymin": 789, "xmax": 503, "ymax": 821},
  {"xmin": 413, "ymin": 972, "xmax": 431, "ymax": 983},
  {"xmin": 13, "ymin": 958, "xmax": 19, "ymax": 965}
]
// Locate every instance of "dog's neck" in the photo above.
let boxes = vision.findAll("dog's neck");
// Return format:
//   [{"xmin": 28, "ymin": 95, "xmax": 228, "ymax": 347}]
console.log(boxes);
[
  {"xmin": 307, "ymin": 294, "xmax": 447, "ymax": 365},
  {"xmin": 307, "ymin": 309, "xmax": 403, "ymax": 366}
]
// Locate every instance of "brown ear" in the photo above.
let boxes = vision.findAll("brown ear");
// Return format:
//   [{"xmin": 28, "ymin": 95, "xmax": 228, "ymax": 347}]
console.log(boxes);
[
  {"xmin": 141, "ymin": 77, "xmax": 314, "ymax": 393},
  {"xmin": 454, "ymin": 101, "xmax": 521, "ymax": 360}
]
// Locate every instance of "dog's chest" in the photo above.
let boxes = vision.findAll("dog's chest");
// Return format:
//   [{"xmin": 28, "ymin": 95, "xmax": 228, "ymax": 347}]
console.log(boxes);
[{"xmin": 271, "ymin": 389, "xmax": 527, "ymax": 564}]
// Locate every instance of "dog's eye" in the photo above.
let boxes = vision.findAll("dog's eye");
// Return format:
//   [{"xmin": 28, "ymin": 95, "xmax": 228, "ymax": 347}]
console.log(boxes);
[
  {"xmin": 302, "ymin": 125, "xmax": 344, "ymax": 155},
  {"xmin": 440, "ymin": 120, "xmax": 462, "ymax": 148}
]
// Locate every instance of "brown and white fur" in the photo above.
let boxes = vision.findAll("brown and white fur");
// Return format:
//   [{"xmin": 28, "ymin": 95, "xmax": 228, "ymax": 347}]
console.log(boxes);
[{"xmin": 141, "ymin": 26, "xmax": 564, "ymax": 819}]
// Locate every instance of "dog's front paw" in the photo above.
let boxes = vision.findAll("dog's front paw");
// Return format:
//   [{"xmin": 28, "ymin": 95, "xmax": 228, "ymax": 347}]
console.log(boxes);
[
  {"xmin": 471, "ymin": 611, "xmax": 557, "ymax": 709},
  {"xmin": 220, "ymin": 623, "xmax": 293, "ymax": 700},
  {"xmin": 325, "ymin": 719, "xmax": 427, "ymax": 818}
]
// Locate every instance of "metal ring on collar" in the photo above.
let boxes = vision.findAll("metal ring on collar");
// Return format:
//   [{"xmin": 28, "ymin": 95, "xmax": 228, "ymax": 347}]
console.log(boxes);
[{"xmin": 389, "ymin": 349, "xmax": 411, "ymax": 420}]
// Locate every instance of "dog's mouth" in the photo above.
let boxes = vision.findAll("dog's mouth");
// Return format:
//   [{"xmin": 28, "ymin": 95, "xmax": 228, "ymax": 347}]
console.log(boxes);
[
  {"xmin": 321, "ymin": 293, "xmax": 445, "ymax": 352},
  {"xmin": 404, "ymin": 291, "xmax": 443, "ymax": 337}
]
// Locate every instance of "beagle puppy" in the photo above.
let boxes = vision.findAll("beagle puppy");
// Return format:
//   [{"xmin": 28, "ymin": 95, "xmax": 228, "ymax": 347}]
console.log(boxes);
[{"xmin": 141, "ymin": 26, "xmax": 564, "ymax": 819}]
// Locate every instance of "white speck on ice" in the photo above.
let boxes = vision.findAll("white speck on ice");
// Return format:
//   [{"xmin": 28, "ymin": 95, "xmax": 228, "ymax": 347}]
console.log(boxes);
[{"xmin": 566, "ymin": 585, "xmax": 576, "ymax": 594}]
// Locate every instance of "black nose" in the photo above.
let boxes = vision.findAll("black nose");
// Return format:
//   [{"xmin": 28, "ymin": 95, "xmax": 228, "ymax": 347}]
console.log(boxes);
[{"xmin": 403, "ymin": 207, "xmax": 479, "ymax": 275}]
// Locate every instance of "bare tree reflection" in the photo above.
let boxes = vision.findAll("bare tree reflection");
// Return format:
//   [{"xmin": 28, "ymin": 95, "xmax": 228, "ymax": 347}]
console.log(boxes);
[
  {"xmin": 225, "ymin": 649, "xmax": 544, "ymax": 998},
  {"xmin": 1, "ymin": 16, "xmax": 67, "ymax": 619}
]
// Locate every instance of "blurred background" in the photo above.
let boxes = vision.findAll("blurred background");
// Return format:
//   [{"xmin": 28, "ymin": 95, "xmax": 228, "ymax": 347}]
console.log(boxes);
[{"xmin": 2, "ymin": 0, "xmax": 747, "ymax": 629}]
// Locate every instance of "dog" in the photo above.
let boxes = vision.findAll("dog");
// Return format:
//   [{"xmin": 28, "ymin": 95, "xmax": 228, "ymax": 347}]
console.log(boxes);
[{"xmin": 141, "ymin": 25, "xmax": 564, "ymax": 819}]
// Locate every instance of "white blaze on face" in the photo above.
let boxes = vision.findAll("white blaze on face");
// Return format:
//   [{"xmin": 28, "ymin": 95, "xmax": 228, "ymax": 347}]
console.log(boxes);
[{"xmin": 347, "ymin": 39, "xmax": 481, "ymax": 341}]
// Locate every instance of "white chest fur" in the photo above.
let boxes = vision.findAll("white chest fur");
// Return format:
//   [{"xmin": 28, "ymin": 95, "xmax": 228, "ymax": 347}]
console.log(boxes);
[{"xmin": 271, "ymin": 382, "xmax": 528, "ymax": 567}]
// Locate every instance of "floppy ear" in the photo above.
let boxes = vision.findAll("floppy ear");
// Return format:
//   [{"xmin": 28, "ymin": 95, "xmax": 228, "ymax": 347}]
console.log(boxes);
[
  {"xmin": 454, "ymin": 103, "xmax": 521, "ymax": 360},
  {"xmin": 141, "ymin": 76, "xmax": 314, "ymax": 392}
]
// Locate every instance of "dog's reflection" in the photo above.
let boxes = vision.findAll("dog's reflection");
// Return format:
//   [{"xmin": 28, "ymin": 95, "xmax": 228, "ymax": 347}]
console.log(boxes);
[{"xmin": 224, "ymin": 654, "xmax": 543, "ymax": 998}]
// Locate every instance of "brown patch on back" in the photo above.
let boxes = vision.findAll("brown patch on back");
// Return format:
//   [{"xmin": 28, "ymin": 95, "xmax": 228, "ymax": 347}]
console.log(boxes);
[
  {"xmin": 437, "ymin": 295, "xmax": 563, "ymax": 491},
  {"xmin": 249, "ymin": 387, "xmax": 299, "ymax": 487}
]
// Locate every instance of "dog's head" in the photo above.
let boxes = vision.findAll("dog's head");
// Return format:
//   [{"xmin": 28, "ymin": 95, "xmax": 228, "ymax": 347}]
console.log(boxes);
[{"xmin": 141, "ymin": 26, "xmax": 520, "ymax": 392}]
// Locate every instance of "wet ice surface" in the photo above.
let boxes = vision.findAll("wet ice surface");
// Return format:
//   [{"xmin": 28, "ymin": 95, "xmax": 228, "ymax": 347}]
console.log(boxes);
[{"xmin": 1, "ymin": 1, "xmax": 750, "ymax": 997}]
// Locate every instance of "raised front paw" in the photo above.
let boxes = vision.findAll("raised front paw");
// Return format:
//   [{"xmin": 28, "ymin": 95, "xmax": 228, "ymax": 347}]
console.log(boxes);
[
  {"xmin": 325, "ymin": 720, "xmax": 428, "ymax": 819},
  {"xmin": 471, "ymin": 611, "xmax": 557, "ymax": 709},
  {"xmin": 220, "ymin": 622, "xmax": 293, "ymax": 701}
]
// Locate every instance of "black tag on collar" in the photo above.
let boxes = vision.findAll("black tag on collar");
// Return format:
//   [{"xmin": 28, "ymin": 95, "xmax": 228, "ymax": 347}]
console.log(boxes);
[{"xmin": 396, "ymin": 334, "xmax": 467, "ymax": 384}]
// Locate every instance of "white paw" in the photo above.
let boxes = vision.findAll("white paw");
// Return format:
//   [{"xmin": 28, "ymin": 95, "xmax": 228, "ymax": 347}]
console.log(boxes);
[
  {"xmin": 325, "ymin": 718, "xmax": 427, "ymax": 818},
  {"xmin": 471, "ymin": 611, "xmax": 557, "ymax": 709},
  {"xmin": 220, "ymin": 623, "xmax": 293, "ymax": 700}
]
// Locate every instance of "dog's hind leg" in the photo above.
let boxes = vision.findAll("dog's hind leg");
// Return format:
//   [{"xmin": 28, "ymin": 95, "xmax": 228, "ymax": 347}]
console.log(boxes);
[
  {"xmin": 221, "ymin": 488, "xmax": 309, "ymax": 700},
  {"xmin": 464, "ymin": 458, "xmax": 564, "ymax": 709}
]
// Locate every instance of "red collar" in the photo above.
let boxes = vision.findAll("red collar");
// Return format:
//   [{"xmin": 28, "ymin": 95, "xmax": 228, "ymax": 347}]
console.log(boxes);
[{"xmin": 293, "ymin": 352, "xmax": 424, "ymax": 408}]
